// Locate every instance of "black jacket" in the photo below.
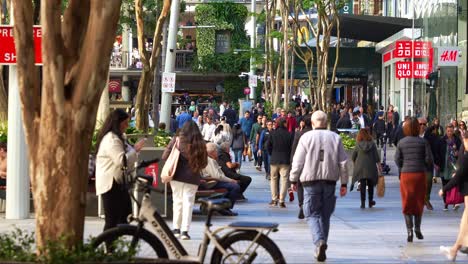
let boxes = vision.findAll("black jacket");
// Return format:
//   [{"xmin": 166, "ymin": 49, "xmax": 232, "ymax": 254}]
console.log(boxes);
[
  {"xmin": 443, "ymin": 152, "xmax": 468, "ymax": 196},
  {"xmin": 336, "ymin": 116, "xmax": 352, "ymax": 129},
  {"xmin": 424, "ymin": 127, "xmax": 443, "ymax": 167},
  {"xmin": 290, "ymin": 127, "xmax": 312, "ymax": 162},
  {"xmin": 266, "ymin": 126, "xmax": 293, "ymax": 165},
  {"xmin": 439, "ymin": 136, "xmax": 462, "ymax": 172},
  {"xmin": 223, "ymin": 108, "xmax": 238, "ymax": 127},
  {"xmin": 373, "ymin": 119, "xmax": 386, "ymax": 134}
]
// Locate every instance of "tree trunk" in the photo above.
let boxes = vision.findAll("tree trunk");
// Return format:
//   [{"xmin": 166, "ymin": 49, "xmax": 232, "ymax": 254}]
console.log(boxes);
[
  {"xmin": 134, "ymin": 0, "xmax": 170, "ymax": 132},
  {"xmin": 0, "ymin": 66, "xmax": 7, "ymax": 122},
  {"xmin": 13, "ymin": 0, "xmax": 122, "ymax": 248},
  {"xmin": 281, "ymin": 4, "xmax": 288, "ymax": 110},
  {"xmin": 96, "ymin": 74, "xmax": 110, "ymax": 128}
]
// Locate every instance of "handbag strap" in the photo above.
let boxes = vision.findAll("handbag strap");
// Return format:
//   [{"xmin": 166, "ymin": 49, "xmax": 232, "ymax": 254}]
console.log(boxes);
[{"xmin": 121, "ymin": 144, "xmax": 128, "ymax": 186}]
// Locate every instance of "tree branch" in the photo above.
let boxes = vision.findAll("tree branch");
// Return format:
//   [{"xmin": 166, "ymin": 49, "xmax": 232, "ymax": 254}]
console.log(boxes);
[
  {"xmin": 12, "ymin": 0, "xmax": 41, "ymax": 143},
  {"xmin": 135, "ymin": 0, "xmax": 149, "ymax": 71},
  {"xmin": 149, "ymin": 0, "xmax": 170, "ymax": 70}
]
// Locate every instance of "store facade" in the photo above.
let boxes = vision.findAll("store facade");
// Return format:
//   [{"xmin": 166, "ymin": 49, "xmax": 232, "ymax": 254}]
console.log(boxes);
[{"xmin": 376, "ymin": 0, "xmax": 466, "ymax": 125}]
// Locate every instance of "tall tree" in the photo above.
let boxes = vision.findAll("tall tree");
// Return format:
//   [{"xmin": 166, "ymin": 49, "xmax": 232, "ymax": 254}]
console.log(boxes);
[
  {"xmin": 12, "ymin": 0, "xmax": 122, "ymax": 248},
  {"xmin": 284, "ymin": 0, "xmax": 342, "ymax": 111},
  {"xmin": 134, "ymin": 0, "xmax": 171, "ymax": 131}
]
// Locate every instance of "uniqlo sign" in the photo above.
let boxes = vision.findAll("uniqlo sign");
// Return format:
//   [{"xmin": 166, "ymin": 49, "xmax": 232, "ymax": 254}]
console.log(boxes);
[
  {"xmin": 0, "ymin": 25, "xmax": 42, "ymax": 65},
  {"xmin": 394, "ymin": 41, "xmax": 432, "ymax": 58},
  {"xmin": 438, "ymin": 47, "xmax": 461, "ymax": 66},
  {"xmin": 396, "ymin": 61, "xmax": 430, "ymax": 79}
]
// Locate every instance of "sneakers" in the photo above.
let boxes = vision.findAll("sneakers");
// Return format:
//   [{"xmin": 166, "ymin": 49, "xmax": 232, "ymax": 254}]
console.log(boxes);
[
  {"xmin": 180, "ymin": 231, "xmax": 190, "ymax": 240},
  {"xmin": 315, "ymin": 240, "xmax": 328, "ymax": 262},
  {"xmin": 369, "ymin": 200, "xmax": 376, "ymax": 208},
  {"xmin": 269, "ymin": 200, "xmax": 278, "ymax": 206},
  {"xmin": 279, "ymin": 202, "xmax": 286, "ymax": 208},
  {"xmin": 453, "ymin": 204, "xmax": 460, "ymax": 211},
  {"xmin": 440, "ymin": 246, "xmax": 456, "ymax": 261},
  {"xmin": 256, "ymin": 166, "xmax": 262, "ymax": 171},
  {"xmin": 288, "ymin": 189, "xmax": 295, "ymax": 202},
  {"xmin": 172, "ymin": 229, "xmax": 180, "ymax": 238},
  {"xmin": 444, "ymin": 204, "xmax": 449, "ymax": 211}
]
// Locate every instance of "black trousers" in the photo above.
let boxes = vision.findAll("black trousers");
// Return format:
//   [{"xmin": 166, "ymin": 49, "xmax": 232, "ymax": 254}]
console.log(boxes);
[
  {"xmin": 297, "ymin": 181, "xmax": 304, "ymax": 207},
  {"xmin": 441, "ymin": 178, "xmax": 450, "ymax": 205},
  {"xmin": 102, "ymin": 181, "xmax": 132, "ymax": 231},
  {"xmin": 229, "ymin": 173, "xmax": 252, "ymax": 194},
  {"xmin": 360, "ymin": 179, "xmax": 374, "ymax": 202}
]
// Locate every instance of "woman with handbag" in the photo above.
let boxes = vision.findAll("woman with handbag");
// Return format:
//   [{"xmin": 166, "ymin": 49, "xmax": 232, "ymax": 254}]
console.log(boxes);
[
  {"xmin": 95, "ymin": 109, "xmax": 146, "ymax": 231},
  {"xmin": 351, "ymin": 129, "xmax": 380, "ymax": 209},
  {"xmin": 395, "ymin": 117, "xmax": 433, "ymax": 243},
  {"xmin": 440, "ymin": 130, "xmax": 468, "ymax": 261},
  {"xmin": 439, "ymin": 124, "xmax": 462, "ymax": 210},
  {"xmin": 163, "ymin": 121, "xmax": 208, "ymax": 240}
]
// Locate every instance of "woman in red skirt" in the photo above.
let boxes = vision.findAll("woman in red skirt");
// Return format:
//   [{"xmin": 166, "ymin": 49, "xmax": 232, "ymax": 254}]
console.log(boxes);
[{"xmin": 395, "ymin": 117, "xmax": 433, "ymax": 242}]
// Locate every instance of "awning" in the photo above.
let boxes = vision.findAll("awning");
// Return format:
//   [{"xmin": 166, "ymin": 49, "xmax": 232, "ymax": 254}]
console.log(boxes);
[{"xmin": 332, "ymin": 14, "xmax": 417, "ymax": 43}]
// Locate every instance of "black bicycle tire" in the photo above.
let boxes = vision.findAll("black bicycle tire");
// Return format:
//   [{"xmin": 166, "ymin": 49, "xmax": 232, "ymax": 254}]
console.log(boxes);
[
  {"xmin": 92, "ymin": 225, "xmax": 169, "ymax": 258},
  {"xmin": 210, "ymin": 231, "xmax": 286, "ymax": 264}
]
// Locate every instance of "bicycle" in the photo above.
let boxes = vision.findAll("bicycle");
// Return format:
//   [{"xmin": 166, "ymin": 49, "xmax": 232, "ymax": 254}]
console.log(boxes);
[{"xmin": 91, "ymin": 159, "xmax": 286, "ymax": 264}]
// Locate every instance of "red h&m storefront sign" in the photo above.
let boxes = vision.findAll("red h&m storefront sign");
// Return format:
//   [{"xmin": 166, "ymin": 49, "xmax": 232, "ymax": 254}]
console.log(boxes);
[
  {"xmin": 393, "ymin": 40, "xmax": 433, "ymax": 79},
  {"xmin": 396, "ymin": 61, "xmax": 430, "ymax": 79},
  {"xmin": 0, "ymin": 25, "xmax": 42, "ymax": 65}
]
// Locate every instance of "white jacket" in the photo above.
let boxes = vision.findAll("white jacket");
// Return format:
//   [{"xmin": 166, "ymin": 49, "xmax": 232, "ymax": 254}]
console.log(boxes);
[
  {"xmin": 201, "ymin": 157, "xmax": 233, "ymax": 182},
  {"xmin": 95, "ymin": 132, "xmax": 137, "ymax": 195}
]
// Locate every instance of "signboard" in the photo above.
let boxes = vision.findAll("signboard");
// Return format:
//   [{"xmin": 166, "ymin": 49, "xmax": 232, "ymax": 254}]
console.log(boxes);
[
  {"xmin": 215, "ymin": 31, "xmax": 231, "ymax": 54},
  {"xmin": 0, "ymin": 25, "xmax": 42, "ymax": 65},
  {"xmin": 438, "ymin": 47, "xmax": 461, "ymax": 66},
  {"xmin": 396, "ymin": 61, "xmax": 430, "ymax": 79},
  {"xmin": 393, "ymin": 41, "xmax": 432, "ymax": 59},
  {"xmin": 161, "ymin": 72, "xmax": 176, "ymax": 93},
  {"xmin": 339, "ymin": 0, "xmax": 353, "ymax": 14},
  {"xmin": 248, "ymin": 75, "xmax": 257, "ymax": 87},
  {"xmin": 108, "ymin": 79, "xmax": 121, "ymax": 93}
]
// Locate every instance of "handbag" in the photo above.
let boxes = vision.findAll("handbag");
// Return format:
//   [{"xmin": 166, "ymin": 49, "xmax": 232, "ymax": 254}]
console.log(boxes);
[
  {"xmin": 377, "ymin": 176, "xmax": 385, "ymax": 198},
  {"xmin": 161, "ymin": 137, "xmax": 180, "ymax": 184},
  {"xmin": 446, "ymin": 186, "xmax": 464, "ymax": 205}
]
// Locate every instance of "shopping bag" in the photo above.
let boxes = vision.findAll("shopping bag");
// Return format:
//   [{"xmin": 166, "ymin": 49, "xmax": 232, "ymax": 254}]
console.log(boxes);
[
  {"xmin": 446, "ymin": 186, "xmax": 464, "ymax": 205},
  {"xmin": 377, "ymin": 176, "xmax": 385, "ymax": 198},
  {"xmin": 161, "ymin": 137, "xmax": 180, "ymax": 184},
  {"xmin": 144, "ymin": 163, "xmax": 159, "ymax": 188},
  {"xmin": 247, "ymin": 145, "xmax": 252, "ymax": 159}
]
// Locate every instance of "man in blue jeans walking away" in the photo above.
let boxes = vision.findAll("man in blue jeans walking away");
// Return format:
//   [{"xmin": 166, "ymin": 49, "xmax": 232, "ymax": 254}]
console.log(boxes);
[{"xmin": 290, "ymin": 111, "xmax": 349, "ymax": 262}]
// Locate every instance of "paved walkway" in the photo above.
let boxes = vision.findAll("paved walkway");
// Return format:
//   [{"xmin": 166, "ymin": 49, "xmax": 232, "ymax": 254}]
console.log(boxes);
[{"xmin": 0, "ymin": 146, "xmax": 466, "ymax": 263}]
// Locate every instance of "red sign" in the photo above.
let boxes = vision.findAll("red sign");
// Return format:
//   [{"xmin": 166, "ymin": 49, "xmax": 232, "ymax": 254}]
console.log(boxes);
[
  {"xmin": 383, "ymin": 51, "xmax": 392, "ymax": 63},
  {"xmin": 396, "ymin": 62, "xmax": 412, "ymax": 78},
  {"xmin": 396, "ymin": 61, "xmax": 430, "ymax": 79},
  {"xmin": 393, "ymin": 41, "xmax": 432, "ymax": 59},
  {"xmin": 243, "ymin": 87, "xmax": 251, "ymax": 95},
  {"xmin": 144, "ymin": 163, "xmax": 159, "ymax": 188},
  {"xmin": 0, "ymin": 25, "xmax": 42, "ymax": 65},
  {"xmin": 108, "ymin": 79, "xmax": 121, "ymax": 93}
]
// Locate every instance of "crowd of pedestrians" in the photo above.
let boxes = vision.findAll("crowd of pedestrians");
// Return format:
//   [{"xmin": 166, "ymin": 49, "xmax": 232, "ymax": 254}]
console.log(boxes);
[{"xmin": 95, "ymin": 96, "xmax": 468, "ymax": 261}]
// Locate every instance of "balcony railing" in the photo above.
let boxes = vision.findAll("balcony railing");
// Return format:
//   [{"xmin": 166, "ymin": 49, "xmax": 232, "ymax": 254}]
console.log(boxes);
[{"xmin": 110, "ymin": 50, "xmax": 195, "ymax": 72}]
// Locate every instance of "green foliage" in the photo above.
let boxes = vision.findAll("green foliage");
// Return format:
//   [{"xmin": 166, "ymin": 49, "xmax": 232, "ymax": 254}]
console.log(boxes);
[
  {"xmin": 154, "ymin": 130, "xmax": 172, "ymax": 147},
  {"xmin": 263, "ymin": 101, "xmax": 273, "ymax": 118},
  {"xmin": 0, "ymin": 122, "xmax": 7, "ymax": 144},
  {"xmin": 0, "ymin": 228, "xmax": 135, "ymax": 263},
  {"xmin": 223, "ymin": 76, "xmax": 248, "ymax": 105},
  {"xmin": 340, "ymin": 133, "xmax": 356, "ymax": 150},
  {"xmin": 195, "ymin": 2, "xmax": 249, "ymax": 72}
]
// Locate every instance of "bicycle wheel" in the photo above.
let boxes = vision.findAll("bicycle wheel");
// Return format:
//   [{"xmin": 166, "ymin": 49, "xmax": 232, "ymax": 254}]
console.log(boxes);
[
  {"xmin": 211, "ymin": 231, "xmax": 285, "ymax": 264},
  {"xmin": 92, "ymin": 225, "xmax": 168, "ymax": 259}
]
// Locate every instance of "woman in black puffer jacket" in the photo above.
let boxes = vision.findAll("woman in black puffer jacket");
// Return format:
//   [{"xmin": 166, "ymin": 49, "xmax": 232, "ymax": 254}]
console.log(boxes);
[{"xmin": 440, "ymin": 130, "xmax": 468, "ymax": 261}]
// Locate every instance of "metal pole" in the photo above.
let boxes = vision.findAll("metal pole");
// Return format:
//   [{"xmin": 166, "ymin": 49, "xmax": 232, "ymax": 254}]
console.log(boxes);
[
  {"xmin": 6, "ymin": 6, "xmax": 30, "ymax": 219},
  {"xmin": 249, "ymin": 0, "xmax": 256, "ymax": 100},
  {"xmin": 160, "ymin": 0, "xmax": 180, "ymax": 131},
  {"xmin": 410, "ymin": 1, "xmax": 415, "ymax": 116}
]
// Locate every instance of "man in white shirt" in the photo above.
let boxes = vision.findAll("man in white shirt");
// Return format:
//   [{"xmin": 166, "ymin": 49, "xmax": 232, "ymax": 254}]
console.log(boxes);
[
  {"xmin": 202, "ymin": 116, "xmax": 216, "ymax": 141},
  {"xmin": 202, "ymin": 143, "xmax": 241, "ymax": 216}
]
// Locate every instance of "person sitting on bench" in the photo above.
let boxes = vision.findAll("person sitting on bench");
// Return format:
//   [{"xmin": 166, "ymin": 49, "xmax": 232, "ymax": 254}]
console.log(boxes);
[
  {"xmin": 218, "ymin": 142, "xmax": 252, "ymax": 200},
  {"xmin": 201, "ymin": 143, "xmax": 241, "ymax": 216},
  {"xmin": 0, "ymin": 142, "xmax": 6, "ymax": 187}
]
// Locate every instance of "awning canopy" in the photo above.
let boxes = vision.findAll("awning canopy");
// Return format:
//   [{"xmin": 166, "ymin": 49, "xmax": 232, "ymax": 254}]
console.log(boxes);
[{"xmin": 332, "ymin": 14, "xmax": 417, "ymax": 43}]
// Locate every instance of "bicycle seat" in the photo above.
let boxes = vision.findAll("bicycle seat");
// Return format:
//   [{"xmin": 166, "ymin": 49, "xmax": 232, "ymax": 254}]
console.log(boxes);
[
  {"xmin": 198, "ymin": 198, "xmax": 231, "ymax": 212},
  {"xmin": 228, "ymin": 221, "xmax": 279, "ymax": 230}
]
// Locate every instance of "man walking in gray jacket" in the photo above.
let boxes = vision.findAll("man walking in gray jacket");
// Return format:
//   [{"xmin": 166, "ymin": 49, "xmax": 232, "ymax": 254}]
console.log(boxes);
[{"xmin": 290, "ymin": 111, "xmax": 349, "ymax": 262}]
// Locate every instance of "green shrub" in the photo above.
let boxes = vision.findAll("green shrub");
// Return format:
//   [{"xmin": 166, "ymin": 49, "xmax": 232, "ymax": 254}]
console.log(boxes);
[
  {"xmin": 340, "ymin": 133, "xmax": 356, "ymax": 150},
  {"xmin": 0, "ymin": 228, "xmax": 136, "ymax": 263}
]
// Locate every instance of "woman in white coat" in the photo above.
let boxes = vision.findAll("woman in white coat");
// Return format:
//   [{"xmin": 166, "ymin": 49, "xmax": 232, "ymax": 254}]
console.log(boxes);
[{"xmin": 95, "ymin": 109, "xmax": 145, "ymax": 231}]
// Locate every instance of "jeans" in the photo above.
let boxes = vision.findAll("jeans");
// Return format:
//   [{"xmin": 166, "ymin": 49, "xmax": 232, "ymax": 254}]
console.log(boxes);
[
  {"xmin": 213, "ymin": 181, "xmax": 241, "ymax": 208},
  {"xmin": 303, "ymin": 182, "xmax": 337, "ymax": 246},
  {"xmin": 262, "ymin": 152, "xmax": 270, "ymax": 174},
  {"xmin": 233, "ymin": 149, "xmax": 243, "ymax": 168},
  {"xmin": 250, "ymin": 142, "xmax": 258, "ymax": 164}
]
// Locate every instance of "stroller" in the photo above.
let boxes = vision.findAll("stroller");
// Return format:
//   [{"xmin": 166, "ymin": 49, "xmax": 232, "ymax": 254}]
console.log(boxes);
[{"xmin": 380, "ymin": 133, "xmax": 391, "ymax": 174}]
